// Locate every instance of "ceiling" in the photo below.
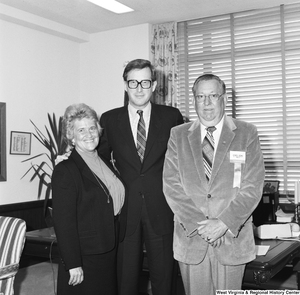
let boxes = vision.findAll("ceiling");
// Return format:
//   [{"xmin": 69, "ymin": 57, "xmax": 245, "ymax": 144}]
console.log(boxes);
[{"xmin": 0, "ymin": 0, "xmax": 298, "ymax": 34}]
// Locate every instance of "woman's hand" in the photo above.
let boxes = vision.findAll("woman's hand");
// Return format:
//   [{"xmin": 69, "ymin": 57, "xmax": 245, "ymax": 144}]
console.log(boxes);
[{"xmin": 68, "ymin": 267, "xmax": 84, "ymax": 286}]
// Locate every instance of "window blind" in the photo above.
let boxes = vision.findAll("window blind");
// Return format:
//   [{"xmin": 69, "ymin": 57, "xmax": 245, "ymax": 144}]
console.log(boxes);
[{"xmin": 177, "ymin": 3, "xmax": 300, "ymax": 194}]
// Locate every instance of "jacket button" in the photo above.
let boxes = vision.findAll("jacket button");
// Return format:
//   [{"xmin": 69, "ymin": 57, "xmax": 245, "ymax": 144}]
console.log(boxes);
[{"xmin": 207, "ymin": 194, "xmax": 211, "ymax": 198}]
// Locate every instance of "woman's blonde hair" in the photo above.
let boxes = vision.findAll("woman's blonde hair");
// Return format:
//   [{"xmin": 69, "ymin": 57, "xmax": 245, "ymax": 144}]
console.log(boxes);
[{"xmin": 62, "ymin": 103, "xmax": 101, "ymax": 146}]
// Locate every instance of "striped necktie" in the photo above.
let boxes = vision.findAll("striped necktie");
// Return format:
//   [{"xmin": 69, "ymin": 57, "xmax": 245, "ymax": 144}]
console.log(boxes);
[
  {"xmin": 137, "ymin": 110, "xmax": 146, "ymax": 162},
  {"xmin": 202, "ymin": 126, "xmax": 216, "ymax": 181}
]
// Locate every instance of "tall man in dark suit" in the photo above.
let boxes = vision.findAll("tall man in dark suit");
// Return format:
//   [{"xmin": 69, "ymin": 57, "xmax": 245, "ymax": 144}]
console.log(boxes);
[{"xmin": 99, "ymin": 59, "xmax": 184, "ymax": 295}]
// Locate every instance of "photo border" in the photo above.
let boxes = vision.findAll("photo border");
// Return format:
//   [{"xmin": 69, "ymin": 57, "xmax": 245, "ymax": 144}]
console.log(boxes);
[
  {"xmin": 10, "ymin": 131, "xmax": 32, "ymax": 155},
  {"xmin": 263, "ymin": 180, "xmax": 279, "ymax": 194},
  {"xmin": 0, "ymin": 102, "xmax": 6, "ymax": 181}
]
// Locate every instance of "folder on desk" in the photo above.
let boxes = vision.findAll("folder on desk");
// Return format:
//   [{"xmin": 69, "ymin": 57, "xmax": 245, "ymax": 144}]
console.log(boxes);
[{"xmin": 275, "ymin": 207, "xmax": 294, "ymax": 222}]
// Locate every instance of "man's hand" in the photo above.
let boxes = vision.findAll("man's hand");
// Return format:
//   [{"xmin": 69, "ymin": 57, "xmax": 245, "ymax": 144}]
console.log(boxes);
[
  {"xmin": 210, "ymin": 235, "xmax": 225, "ymax": 248},
  {"xmin": 69, "ymin": 267, "xmax": 84, "ymax": 286},
  {"xmin": 55, "ymin": 151, "xmax": 71, "ymax": 166},
  {"xmin": 197, "ymin": 218, "xmax": 228, "ymax": 244}
]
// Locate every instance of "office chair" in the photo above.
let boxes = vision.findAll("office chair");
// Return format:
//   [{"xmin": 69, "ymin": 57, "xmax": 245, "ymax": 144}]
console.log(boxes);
[{"xmin": 0, "ymin": 216, "xmax": 26, "ymax": 295}]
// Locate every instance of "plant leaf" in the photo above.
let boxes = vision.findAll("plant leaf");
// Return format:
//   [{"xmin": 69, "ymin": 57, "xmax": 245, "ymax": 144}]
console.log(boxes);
[
  {"xmin": 22, "ymin": 113, "xmax": 65, "ymax": 200},
  {"xmin": 21, "ymin": 153, "xmax": 50, "ymax": 163}
]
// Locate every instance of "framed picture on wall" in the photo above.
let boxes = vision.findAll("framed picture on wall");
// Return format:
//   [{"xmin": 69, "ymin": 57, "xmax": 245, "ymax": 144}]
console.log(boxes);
[
  {"xmin": 0, "ymin": 102, "xmax": 6, "ymax": 181},
  {"xmin": 10, "ymin": 131, "xmax": 32, "ymax": 155},
  {"xmin": 263, "ymin": 180, "xmax": 279, "ymax": 194}
]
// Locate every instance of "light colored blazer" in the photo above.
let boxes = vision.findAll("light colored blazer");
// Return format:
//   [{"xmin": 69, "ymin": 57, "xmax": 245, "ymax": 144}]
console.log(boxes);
[{"xmin": 163, "ymin": 115, "xmax": 265, "ymax": 266}]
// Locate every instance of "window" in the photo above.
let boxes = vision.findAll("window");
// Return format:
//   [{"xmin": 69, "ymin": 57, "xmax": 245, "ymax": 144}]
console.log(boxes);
[{"xmin": 177, "ymin": 3, "xmax": 300, "ymax": 195}]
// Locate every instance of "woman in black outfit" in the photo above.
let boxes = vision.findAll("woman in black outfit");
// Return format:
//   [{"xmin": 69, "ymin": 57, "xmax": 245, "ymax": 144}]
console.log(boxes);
[{"xmin": 52, "ymin": 103, "xmax": 127, "ymax": 295}]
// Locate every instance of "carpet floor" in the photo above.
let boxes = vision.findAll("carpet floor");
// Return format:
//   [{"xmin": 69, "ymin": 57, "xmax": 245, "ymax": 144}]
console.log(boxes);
[
  {"xmin": 14, "ymin": 261, "xmax": 58, "ymax": 295},
  {"xmin": 14, "ymin": 261, "xmax": 185, "ymax": 295}
]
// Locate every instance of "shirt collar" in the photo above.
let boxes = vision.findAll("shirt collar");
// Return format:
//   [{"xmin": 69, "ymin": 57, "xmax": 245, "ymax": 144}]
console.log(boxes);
[
  {"xmin": 128, "ymin": 102, "xmax": 151, "ymax": 119},
  {"xmin": 200, "ymin": 115, "xmax": 225, "ymax": 134}
]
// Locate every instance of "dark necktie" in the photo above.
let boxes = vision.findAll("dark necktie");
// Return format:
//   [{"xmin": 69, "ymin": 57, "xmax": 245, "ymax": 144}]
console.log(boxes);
[
  {"xmin": 202, "ymin": 126, "xmax": 216, "ymax": 181},
  {"xmin": 137, "ymin": 110, "xmax": 146, "ymax": 162}
]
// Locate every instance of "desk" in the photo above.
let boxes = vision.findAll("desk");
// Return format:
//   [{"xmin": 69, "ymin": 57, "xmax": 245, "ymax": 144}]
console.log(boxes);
[
  {"xmin": 244, "ymin": 238, "xmax": 300, "ymax": 289},
  {"xmin": 24, "ymin": 228, "xmax": 300, "ymax": 289},
  {"xmin": 24, "ymin": 227, "xmax": 58, "ymax": 259}
]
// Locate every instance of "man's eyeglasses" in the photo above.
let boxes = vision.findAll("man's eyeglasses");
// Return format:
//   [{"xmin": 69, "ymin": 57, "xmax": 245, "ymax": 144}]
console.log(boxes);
[
  {"xmin": 194, "ymin": 93, "xmax": 224, "ymax": 103},
  {"xmin": 127, "ymin": 80, "xmax": 152, "ymax": 89}
]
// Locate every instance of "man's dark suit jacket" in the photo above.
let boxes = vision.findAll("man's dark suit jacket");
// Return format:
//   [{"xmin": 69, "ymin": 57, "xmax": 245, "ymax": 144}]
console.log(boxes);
[
  {"xmin": 99, "ymin": 103, "xmax": 183, "ymax": 237},
  {"xmin": 52, "ymin": 149, "xmax": 127, "ymax": 270}
]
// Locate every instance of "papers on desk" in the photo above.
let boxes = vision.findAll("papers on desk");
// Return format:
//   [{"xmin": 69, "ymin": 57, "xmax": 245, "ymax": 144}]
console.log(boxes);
[
  {"xmin": 256, "ymin": 245, "xmax": 270, "ymax": 256},
  {"xmin": 275, "ymin": 207, "xmax": 294, "ymax": 222}
]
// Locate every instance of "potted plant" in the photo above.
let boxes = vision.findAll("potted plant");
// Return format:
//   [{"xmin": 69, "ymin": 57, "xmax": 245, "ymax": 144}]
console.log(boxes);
[{"xmin": 22, "ymin": 113, "xmax": 68, "ymax": 226}]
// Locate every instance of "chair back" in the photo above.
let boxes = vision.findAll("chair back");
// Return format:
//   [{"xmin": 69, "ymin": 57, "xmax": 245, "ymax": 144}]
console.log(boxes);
[{"xmin": 0, "ymin": 216, "xmax": 26, "ymax": 295}]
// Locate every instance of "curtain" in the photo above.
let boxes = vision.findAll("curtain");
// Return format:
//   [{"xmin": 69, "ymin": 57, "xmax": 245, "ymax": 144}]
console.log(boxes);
[{"xmin": 150, "ymin": 22, "xmax": 178, "ymax": 107}]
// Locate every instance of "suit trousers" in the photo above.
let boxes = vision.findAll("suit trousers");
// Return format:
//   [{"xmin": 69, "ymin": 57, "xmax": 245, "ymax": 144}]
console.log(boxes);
[
  {"xmin": 179, "ymin": 245, "xmax": 245, "ymax": 295},
  {"xmin": 117, "ymin": 199, "xmax": 177, "ymax": 295}
]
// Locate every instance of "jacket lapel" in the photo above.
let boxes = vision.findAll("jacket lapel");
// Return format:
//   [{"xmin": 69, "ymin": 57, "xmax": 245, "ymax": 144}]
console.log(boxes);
[
  {"xmin": 117, "ymin": 106, "xmax": 141, "ymax": 165},
  {"xmin": 143, "ymin": 103, "xmax": 161, "ymax": 162},
  {"xmin": 70, "ymin": 148, "xmax": 123, "ymax": 194},
  {"xmin": 187, "ymin": 116, "xmax": 237, "ymax": 188},
  {"xmin": 99, "ymin": 153, "xmax": 125, "ymax": 187},
  {"xmin": 69, "ymin": 149, "xmax": 99, "ymax": 187},
  {"xmin": 209, "ymin": 115, "xmax": 236, "ymax": 185},
  {"xmin": 116, "ymin": 103, "xmax": 163, "ymax": 168},
  {"xmin": 187, "ymin": 120, "xmax": 207, "ymax": 185}
]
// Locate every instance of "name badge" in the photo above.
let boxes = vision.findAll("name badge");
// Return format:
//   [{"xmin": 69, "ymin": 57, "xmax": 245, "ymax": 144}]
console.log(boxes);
[
  {"xmin": 230, "ymin": 151, "xmax": 246, "ymax": 164},
  {"xmin": 230, "ymin": 151, "xmax": 246, "ymax": 188}
]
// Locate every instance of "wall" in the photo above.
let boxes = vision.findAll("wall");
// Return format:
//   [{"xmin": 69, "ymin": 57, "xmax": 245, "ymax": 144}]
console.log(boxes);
[
  {"xmin": 0, "ymin": 19, "xmax": 80, "ymax": 204},
  {"xmin": 79, "ymin": 23, "xmax": 151, "ymax": 114},
  {"xmin": 0, "ymin": 18, "xmax": 150, "ymax": 205}
]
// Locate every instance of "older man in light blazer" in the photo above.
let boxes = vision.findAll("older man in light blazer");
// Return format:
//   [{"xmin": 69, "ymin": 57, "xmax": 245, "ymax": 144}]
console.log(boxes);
[{"xmin": 163, "ymin": 74, "xmax": 265, "ymax": 295}]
